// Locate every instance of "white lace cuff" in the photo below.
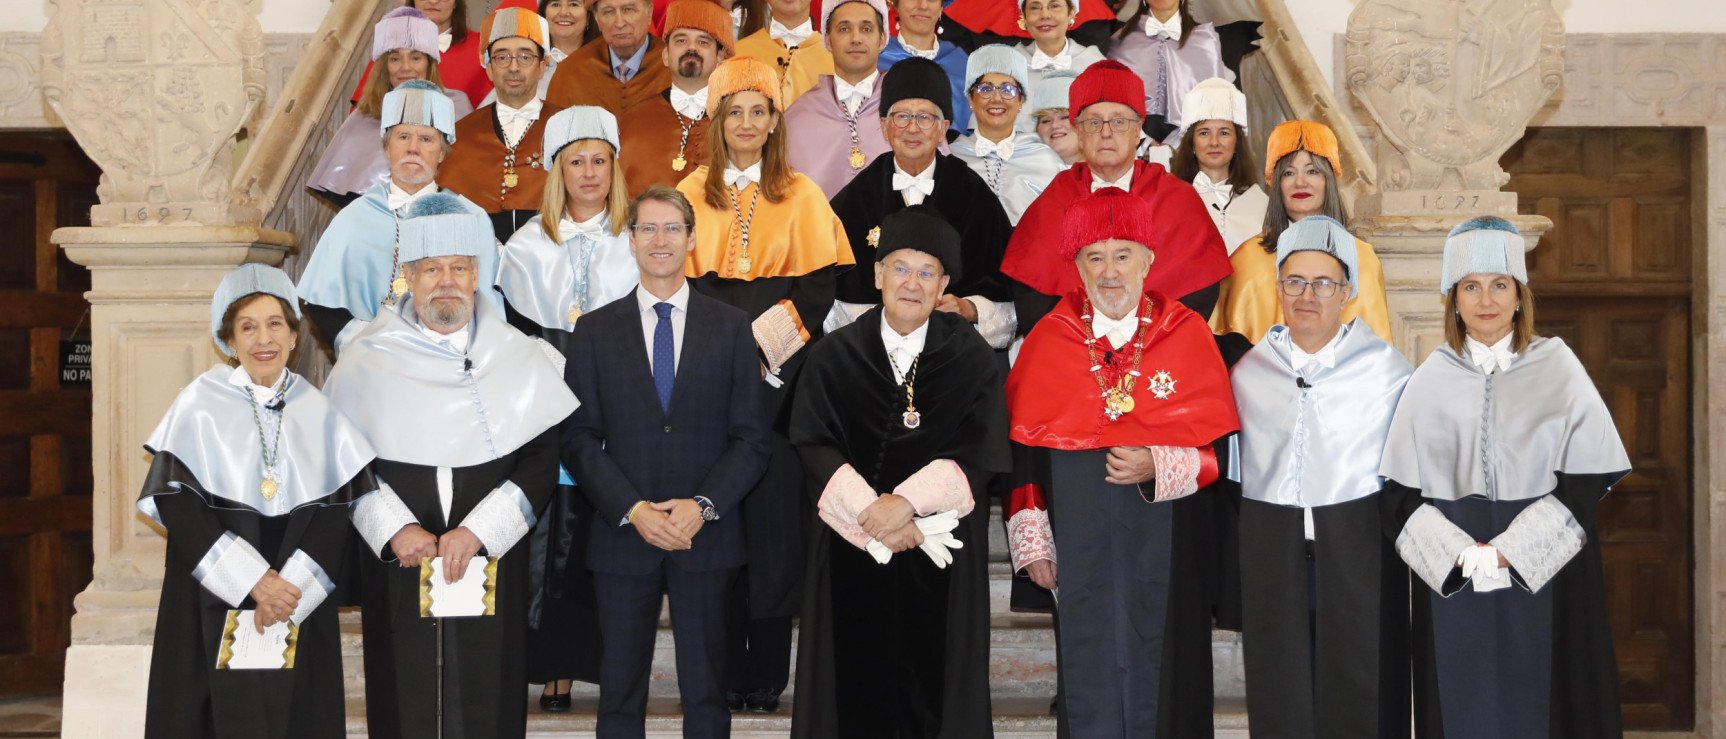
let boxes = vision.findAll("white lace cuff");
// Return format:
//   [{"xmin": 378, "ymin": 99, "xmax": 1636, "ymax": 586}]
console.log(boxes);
[
  {"xmin": 1490, "ymin": 495, "xmax": 1586, "ymax": 594},
  {"xmin": 193, "ymin": 532, "xmax": 270, "ymax": 608},
  {"xmin": 1006, "ymin": 508, "xmax": 1055, "ymax": 572},
  {"xmin": 964, "ymin": 296, "xmax": 1017, "ymax": 350},
  {"xmin": 350, "ymin": 482, "xmax": 419, "ymax": 561},
  {"xmin": 460, "ymin": 480, "xmax": 537, "ymax": 557},
  {"xmin": 1396, "ymin": 504, "xmax": 1475, "ymax": 594},
  {"xmin": 752, "ymin": 300, "xmax": 807, "ymax": 373},
  {"xmin": 278, "ymin": 549, "xmax": 336, "ymax": 624},
  {"xmin": 1147, "ymin": 445, "xmax": 1201, "ymax": 502},
  {"xmin": 893, "ymin": 459, "xmax": 974, "ymax": 517},
  {"xmin": 819, "ymin": 464, "xmax": 879, "ymax": 524},
  {"xmin": 533, "ymin": 336, "xmax": 568, "ymax": 378},
  {"xmin": 823, "ymin": 299, "xmax": 873, "ymax": 334}
]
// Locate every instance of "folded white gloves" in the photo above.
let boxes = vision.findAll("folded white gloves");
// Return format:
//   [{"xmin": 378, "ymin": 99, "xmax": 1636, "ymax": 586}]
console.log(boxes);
[
  {"xmin": 864, "ymin": 510, "xmax": 966, "ymax": 568},
  {"xmin": 1458, "ymin": 544, "xmax": 1511, "ymax": 593}
]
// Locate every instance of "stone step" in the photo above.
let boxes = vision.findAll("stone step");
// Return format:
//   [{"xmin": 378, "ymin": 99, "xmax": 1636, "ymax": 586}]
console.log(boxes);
[{"xmin": 342, "ymin": 694, "xmax": 1253, "ymax": 737}]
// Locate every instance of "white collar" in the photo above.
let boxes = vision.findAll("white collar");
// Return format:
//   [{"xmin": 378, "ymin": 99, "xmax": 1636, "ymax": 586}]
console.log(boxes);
[
  {"xmin": 548, "ymin": 46, "xmax": 569, "ymax": 64},
  {"xmin": 770, "ymin": 17, "xmax": 814, "ymax": 46},
  {"xmin": 891, "ymin": 157, "xmax": 936, "ymax": 202},
  {"xmin": 893, "ymin": 157, "xmax": 935, "ymax": 184},
  {"xmin": 724, "ymin": 160, "xmax": 763, "ymax": 187},
  {"xmin": 413, "ymin": 313, "xmax": 472, "ymax": 353},
  {"xmin": 1090, "ymin": 167, "xmax": 1133, "ymax": 192},
  {"xmin": 438, "ymin": 29, "xmax": 454, "ymax": 53},
  {"xmin": 1028, "ymin": 38, "xmax": 1074, "ymax": 70},
  {"xmin": 635, "ymin": 281, "xmax": 691, "ymax": 314},
  {"xmin": 880, "ymin": 316, "xmax": 930, "ymax": 382},
  {"xmin": 1091, "ymin": 307, "xmax": 1144, "ymax": 350},
  {"xmin": 973, "ymin": 133, "xmax": 1015, "ymax": 160},
  {"xmin": 388, "ymin": 182, "xmax": 438, "ymax": 211},
  {"xmin": 226, "ymin": 364, "xmax": 288, "ymax": 406},
  {"xmin": 897, "ymin": 34, "xmax": 939, "ymax": 59},
  {"xmin": 1141, "ymin": 12, "xmax": 1182, "ymax": 40},
  {"xmin": 1465, "ymin": 333, "xmax": 1517, "ymax": 374},
  {"xmin": 497, "ymin": 96, "xmax": 544, "ymax": 120},
  {"xmin": 560, "ymin": 209, "xmax": 609, "ymax": 239},
  {"xmin": 670, "ymin": 85, "xmax": 709, "ymax": 120},
  {"xmin": 1284, "ymin": 322, "xmax": 1348, "ymax": 373}
]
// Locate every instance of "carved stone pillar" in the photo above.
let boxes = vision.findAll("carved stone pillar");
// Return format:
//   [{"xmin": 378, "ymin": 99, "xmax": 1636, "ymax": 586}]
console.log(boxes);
[
  {"xmin": 40, "ymin": 1, "xmax": 285, "ymax": 736},
  {"xmin": 1343, "ymin": 0, "xmax": 1564, "ymax": 358}
]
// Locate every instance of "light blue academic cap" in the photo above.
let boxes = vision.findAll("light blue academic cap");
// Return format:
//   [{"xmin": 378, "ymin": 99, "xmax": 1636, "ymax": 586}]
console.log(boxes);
[
  {"xmin": 1439, "ymin": 216, "xmax": 1527, "ymax": 295},
  {"xmin": 1275, "ymin": 215, "xmax": 1360, "ymax": 299},
  {"xmin": 379, "ymin": 79, "xmax": 457, "ymax": 143},
  {"xmin": 397, "ymin": 192, "xmax": 494, "ymax": 263},
  {"xmin": 541, "ymin": 105, "xmax": 621, "ymax": 170},
  {"xmin": 211, "ymin": 264, "xmax": 301, "ymax": 357},
  {"xmin": 965, "ymin": 44, "xmax": 1031, "ymax": 90}
]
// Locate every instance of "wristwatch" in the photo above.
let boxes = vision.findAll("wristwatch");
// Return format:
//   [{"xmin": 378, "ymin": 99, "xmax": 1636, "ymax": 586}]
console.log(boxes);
[{"xmin": 695, "ymin": 496, "xmax": 719, "ymax": 522}]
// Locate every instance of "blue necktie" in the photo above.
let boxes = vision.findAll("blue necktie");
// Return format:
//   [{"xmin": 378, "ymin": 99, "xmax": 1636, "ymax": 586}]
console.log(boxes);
[{"xmin": 652, "ymin": 302, "xmax": 675, "ymax": 412}]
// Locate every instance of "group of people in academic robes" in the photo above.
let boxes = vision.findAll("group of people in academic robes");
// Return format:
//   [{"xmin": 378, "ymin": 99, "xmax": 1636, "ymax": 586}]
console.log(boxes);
[{"xmin": 134, "ymin": 0, "xmax": 1639, "ymax": 737}]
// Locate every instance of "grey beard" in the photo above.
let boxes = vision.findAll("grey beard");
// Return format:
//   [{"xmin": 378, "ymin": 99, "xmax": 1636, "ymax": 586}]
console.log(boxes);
[{"xmin": 422, "ymin": 296, "xmax": 472, "ymax": 330}]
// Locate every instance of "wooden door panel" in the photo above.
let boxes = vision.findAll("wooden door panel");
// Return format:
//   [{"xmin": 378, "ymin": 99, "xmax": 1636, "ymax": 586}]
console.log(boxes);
[{"xmin": 1505, "ymin": 127, "xmax": 1695, "ymax": 730}]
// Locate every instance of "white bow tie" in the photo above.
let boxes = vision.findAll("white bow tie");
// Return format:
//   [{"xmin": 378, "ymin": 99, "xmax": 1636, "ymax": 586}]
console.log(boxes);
[
  {"xmin": 1029, "ymin": 47, "xmax": 1071, "ymax": 71},
  {"xmin": 1192, "ymin": 174, "xmax": 1233, "ymax": 207},
  {"xmin": 892, "ymin": 171, "xmax": 935, "ymax": 204},
  {"xmin": 771, "ymin": 18, "xmax": 813, "ymax": 47},
  {"xmin": 1467, "ymin": 337, "xmax": 1517, "ymax": 374},
  {"xmin": 498, "ymin": 99, "xmax": 543, "ymax": 127},
  {"xmin": 1091, "ymin": 312, "xmax": 1142, "ymax": 349},
  {"xmin": 974, "ymin": 136, "xmax": 1015, "ymax": 160},
  {"xmin": 1290, "ymin": 343, "xmax": 1336, "ymax": 373},
  {"xmin": 388, "ymin": 185, "xmax": 432, "ymax": 211},
  {"xmin": 725, "ymin": 161, "xmax": 763, "ymax": 188},
  {"xmin": 438, "ymin": 30, "xmax": 453, "ymax": 53},
  {"xmin": 548, "ymin": 46, "xmax": 569, "ymax": 64},
  {"xmin": 561, "ymin": 216, "xmax": 604, "ymax": 238},
  {"xmin": 670, "ymin": 86, "xmax": 708, "ymax": 119},
  {"xmin": 1091, "ymin": 171, "xmax": 1133, "ymax": 192},
  {"xmin": 835, "ymin": 77, "xmax": 873, "ymax": 113},
  {"xmin": 1142, "ymin": 13, "xmax": 1182, "ymax": 40}
]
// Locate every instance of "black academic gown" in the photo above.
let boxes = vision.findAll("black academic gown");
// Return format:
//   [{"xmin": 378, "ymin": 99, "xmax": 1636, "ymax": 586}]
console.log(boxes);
[
  {"xmin": 829, "ymin": 153, "xmax": 1014, "ymax": 306},
  {"xmin": 789, "ymin": 309, "xmax": 1010, "ymax": 738},
  {"xmin": 141, "ymin": 453, "xmax": 369, "ymax": 739},
  {"xmin": 358, "ymin": 428, "xmax": 562, "ymax": 739}
]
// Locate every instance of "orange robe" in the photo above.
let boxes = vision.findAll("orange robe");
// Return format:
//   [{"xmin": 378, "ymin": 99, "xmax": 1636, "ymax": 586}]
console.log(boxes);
[
  {"xmin": 733, "ymin": 29, "xmax": 834, "ymax": 111},
  {"xmin": 440, "ymin": 103, "xmax": 561, "ymax": 216},
  {"xmin": 1209, "ymin": 234, "xmax": 1395, "ymax": 344},
  {"xmin": 617, "ymin": 92, "xmax": 712, "ymax": 198}
]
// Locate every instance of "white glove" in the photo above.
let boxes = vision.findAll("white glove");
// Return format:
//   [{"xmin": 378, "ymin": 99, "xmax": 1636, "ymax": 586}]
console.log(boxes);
[
  {"xmin": 1458, "ymin": 544, "xmax": 1511, "ymax": 593},
  {"xmin": 863, "ymin": 538, "xmax": 893, "ymax": 564},
  {"xmin": 915, "ymin": 511, "xmax": 964, "ymax": 569}
]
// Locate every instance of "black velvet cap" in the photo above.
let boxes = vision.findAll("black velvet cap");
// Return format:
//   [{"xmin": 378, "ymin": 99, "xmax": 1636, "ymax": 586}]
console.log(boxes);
[
  {"xmin": 879, "ymin": 57, "xmax": 954, "ymax": 122},
  {"xmin": 874, "ymin": 205, "xmax": 963, "ymax": 281}
]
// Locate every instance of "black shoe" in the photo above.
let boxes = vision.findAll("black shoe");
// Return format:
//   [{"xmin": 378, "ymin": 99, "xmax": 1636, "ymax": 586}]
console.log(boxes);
[
  {"xmin": 539, "ymin": 691, "xmax": 571, "ymax": 713},
  {"xmin": 744, "ymin": 688, "xmax": 780, "ymax": 714},
  {"xmin": 725, "ymin": 691, "xmax": 745, "ymax": 713}
]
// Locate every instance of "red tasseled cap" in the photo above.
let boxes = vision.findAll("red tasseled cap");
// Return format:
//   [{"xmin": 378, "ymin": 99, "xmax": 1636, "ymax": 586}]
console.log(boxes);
[
  {"xmin": 1060, "ymin": 187, "xmax": 1156, "ymax": 262},
  {"xmin": 1066, "ymin": 60, "xmax": 1146, "ymax": 124}
]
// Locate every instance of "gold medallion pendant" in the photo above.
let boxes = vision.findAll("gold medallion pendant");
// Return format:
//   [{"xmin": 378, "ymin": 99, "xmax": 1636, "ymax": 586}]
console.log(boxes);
[
  {"xmin": 503, "ymin": 170, "xmax": 519, "ymax": 188},
  {"xmin": 902, "ymin": 410, "xmax": 922, "ymax": 429},
  {"xmin": 1103, "ymin": 388, "xmax": 1135, "ymax": 419},
  {"xmin": 391, "ymin": 276, "xmax": 409, "ymax": 296},
  {"xmin": 260, "ymin": 478, "xmax": 278, "ymax": 501},
  {"xmin": 849, "ymin": 147, "xmax": 866, "ymax": 169},
  {"xmin": 672, "ymin": 155, "xmax": 688, "ymax": 171},
  {"xmin": 737, "ymin": 254, "xmax": 753, "ymax": 274},
  {"xmin": 567, "ymin": 306, "xmax": 583, "ymax": 324},
  {"xmin": 867, "ymin": 226, "xmax": 881, "ymax": 248}
]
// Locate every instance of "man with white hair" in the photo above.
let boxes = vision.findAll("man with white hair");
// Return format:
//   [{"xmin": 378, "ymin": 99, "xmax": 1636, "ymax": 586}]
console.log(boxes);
[
  {"xmin": 331, "ymin": 193, "xmax": 578, "ymax": 739},
  {"xmin": 297, "ymin": 80, "xmax": 501, "ymax": 354},
  {"xmin": 1004, "ymin": 187, "xmax": 1238, "ymax": 737}
]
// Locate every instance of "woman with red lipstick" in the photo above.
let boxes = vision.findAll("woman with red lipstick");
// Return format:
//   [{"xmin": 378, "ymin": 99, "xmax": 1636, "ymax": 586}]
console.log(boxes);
[
  {"xmin": 676, "ymin": 56, "xmax": 854, "ymax": 713},
  {"xmin": 1170, "ymin": 77, "xmax": 1265, "ymax": 256},
  {"xmin": 139, "ymin": 265, "xmax": 378, "ymax": 739},
  {"xmin": 1011, "ymin": 0, "xmax": 1104, "ymax": 89},
  {"xmin": 1381, "ymin": 216, "xmax": 1630, "ymax": 739},
  {"xmin": 1209, "ymin": 119, "xmax": 1394, "ymax": 343}
]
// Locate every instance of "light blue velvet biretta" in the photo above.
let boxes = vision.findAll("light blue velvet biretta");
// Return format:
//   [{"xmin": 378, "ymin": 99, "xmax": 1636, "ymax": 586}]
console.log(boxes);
[
  {"xmin": 966, "ymin": 43, "xmax": 1031, "ymax": 90},
  {"xmin": 379, "ymin": 79, "xmax": 456, "ymax": 143},
  {"xmin": 541, "ymin": 106, "xmax": 620, "ymax": 170},
  {"xmin": 398, "ymin": 192, "xmax": 495, "ymax": 263},
  {"xmin": 1275, "ymin": 215, "xmax": 1359, "ymax": 299},
  {"xmin": 1439, "ymin": 216, "xmax": 1527, "ymax": 294},
  {"xmin": 211, "ymin": 264, "xmax": 301, "ymax": 357}
]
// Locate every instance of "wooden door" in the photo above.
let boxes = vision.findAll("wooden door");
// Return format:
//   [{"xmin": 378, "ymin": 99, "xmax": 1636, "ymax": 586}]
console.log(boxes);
[
  {"xmin": 0, "ymin": 133, "xmax": 98, "ymax": 697},
  {"xmin": 1502, "ymin": 127, "xmax": 1695, "ymax": 729}
]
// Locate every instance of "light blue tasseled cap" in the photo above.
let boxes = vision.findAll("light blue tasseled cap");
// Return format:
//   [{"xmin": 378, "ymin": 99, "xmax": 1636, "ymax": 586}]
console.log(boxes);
[
  {"xmin": 380, "ymin": 79, "xmax": 457, "ymax": 143},
  {"xmin": 1031, "ymin": 72, "xmax": 1076, "ymax": 113},
  {"xmin": 1275, "ymin": 215, "xmax": 1360, "ymax": 299},
  {"xmin": 541, "ymin": 106, "xmax": 620, "ymax": 171},
  {"xmin": 1440, "ymin": 216, "xmax": 1527, "ymax": 295},
  {"xmin": 211, "ymin": 264, "xmax": 301, "ymax": 357},
  {"xmin": 965, "ymin": 43, "xmax": 1031, "ymax": 91},
  {"xmin": 398, "ymin": 193, "xmax": 494, "ymax": 263}
]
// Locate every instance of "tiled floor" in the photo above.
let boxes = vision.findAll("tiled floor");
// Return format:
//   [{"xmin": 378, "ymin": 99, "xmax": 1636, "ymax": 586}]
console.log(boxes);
[{"xmin": 0, "ymin": 696, "xmax": 58, "ymax": 737}]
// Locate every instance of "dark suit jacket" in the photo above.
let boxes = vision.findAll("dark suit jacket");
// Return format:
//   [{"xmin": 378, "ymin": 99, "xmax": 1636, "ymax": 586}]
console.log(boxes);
[{"xmin": 563, "ymin": 285, "xmax": 769, "ymax": 576}]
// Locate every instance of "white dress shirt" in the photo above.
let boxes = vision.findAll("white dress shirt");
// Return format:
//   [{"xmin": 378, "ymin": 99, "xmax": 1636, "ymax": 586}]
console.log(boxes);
[
  {"xmin": 496, "ymin": 97, "xmax": 544, "ymax": 148},
  {"xmin": 1274, "ymin": 322, "xmax": 1350, "ymax": 540},
  {"xmin": 1090, "ymin": 168, "xmax": 1133, "ymax": 192},
  {"xmin": 226, "ymin": 365, "xmax": 288, "ymax": 405},
  {"xmin": 388, "ymin": 182, "xmax": 439, "ymax": 211},
  {"xmin": 636, "ymin": 281, "xmax": 691, "ymax": 373},
  {"xmin": 1465, "ymin": 333, "xmax": 1517, "ymax": 374},
  {"xmin": 897, "ymin": 34, "xmax": 939, "ymax": 60},
  {"xmin": 892, "ymin": 158, "xmax": 936, "ymax": 205},
  {"xmin": 1028, "ymin": 38, "xmax": 1075, "ymax": 71},
  {"xmin": 834, "ymin": 70, "xmax": 879, "ymax": 117},
  {"xmin": 880, "ymin": 317, "xmax": 930, "ymax": 384},
  {"xmin": 670, "ymin": 85, "xmax": 709, "ymax": 120}
]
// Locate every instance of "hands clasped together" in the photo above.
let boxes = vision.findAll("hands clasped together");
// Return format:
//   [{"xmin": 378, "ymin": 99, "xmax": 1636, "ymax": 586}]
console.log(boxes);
[{"xmin": 388, "ymin": 523, "xmax": 487, "ymax": 584}]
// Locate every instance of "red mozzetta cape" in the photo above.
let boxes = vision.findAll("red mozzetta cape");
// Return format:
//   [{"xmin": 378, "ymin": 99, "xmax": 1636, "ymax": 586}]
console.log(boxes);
[
  {"xmin": 1001, "ymin": 161, "xmax": 1231, "ymax": 300},
  {"xmin": 1007, "ymin": 289, "xmax": 1239, "ymax": 450},
  {"xmin": 945, "ymin": 0, "xmax": 1114, "ymax": 37}
]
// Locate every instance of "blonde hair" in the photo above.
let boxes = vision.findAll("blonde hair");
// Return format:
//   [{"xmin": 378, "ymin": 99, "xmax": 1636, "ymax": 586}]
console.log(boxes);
[
  {"xmin": 1442, "ymin": 279, "xmax": 1537, "ymax": 354},
  {"xmin": 357, "ymin": 53, "xmax": 447, "ymax": 119},
  {"xmin": 538, "ymin": 139, "xmax": 630, "ymax": 242},
  {"xmin": 701, "ymin": 91, "xmax": 793, "ymax": 210}
]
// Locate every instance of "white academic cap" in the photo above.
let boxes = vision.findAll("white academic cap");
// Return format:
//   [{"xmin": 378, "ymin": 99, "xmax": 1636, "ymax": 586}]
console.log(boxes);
[
  {"xmin": 380, "ymin": 80, "xmax": 457, "ymax": 143},
  {"xmin": 1440, "ymin": 216, "xmax": 1528, "ymax": 295},
  {"xmin": 211, "ymin": 264, "xmax": 301, "ymax": 357},
  {"xmin": 397, "ymin": 193, "xmax": 494, "ymax": 263},
  {"xmin": 1179, "ymin": 77, "xmax": 1248, "ymax": 130},
  {"xmin": 541, "ymin": 106, "xmax": 621, "ymax": 171},
  {"xmin": 965, "ymin": 44, "xmax": 1031, "ymax": 90},
  {"xmin": 1031, "ymin": 72, "xmax": 1076, "ymax": 113}
]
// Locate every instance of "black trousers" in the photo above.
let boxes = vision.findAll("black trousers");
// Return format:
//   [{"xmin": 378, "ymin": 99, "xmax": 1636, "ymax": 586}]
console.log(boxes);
[{"xmin": 594, "ymin": 561, "xmax": 739, "ymax": 739}]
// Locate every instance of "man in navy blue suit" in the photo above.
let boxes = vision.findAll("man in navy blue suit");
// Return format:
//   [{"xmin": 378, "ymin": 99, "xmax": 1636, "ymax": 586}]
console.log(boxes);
[{"xmin": 562, "ymin": 185, "xmax": 770, "ymax": 738}]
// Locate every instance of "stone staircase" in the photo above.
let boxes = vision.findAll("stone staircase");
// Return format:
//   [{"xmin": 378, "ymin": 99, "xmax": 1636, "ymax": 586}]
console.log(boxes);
[{"xmin": 335, "ymin": 508, "xmax": 1251, "ymax": 736}]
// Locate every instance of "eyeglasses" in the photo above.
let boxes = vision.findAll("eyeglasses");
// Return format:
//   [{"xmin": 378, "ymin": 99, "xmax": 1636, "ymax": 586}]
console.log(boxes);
[
  {"xmin": 968, "ymin": 81, "xmax": 1023, "ymax": 100},
  {"xmin": 888, "ymin": 265, "xmax": 940, "ymax": 282},
  {"xmin": 1075, "ymin": 116, "xmax": 1140, "ymax": 135},
  {"xmin": 630, "ymin": 222, "xmax": 690, "ymax": 238},
  {"xmin": 887, "ymin": 111, "xmax": 943, "ymax": 131},
  {"xmin": 489, "ymin": 52, "xmax": 543, "ymax": 68},
  {"xmin": 1279, "ymin": 277, "xmax": 1343, "ymax": 298}
]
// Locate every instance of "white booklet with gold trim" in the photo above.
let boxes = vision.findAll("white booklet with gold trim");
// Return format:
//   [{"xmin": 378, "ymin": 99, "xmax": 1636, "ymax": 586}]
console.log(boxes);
[
  {"xmin": 215, "ymin": 609, "xmax": 298, "ymax": 670},
  {"xmin": 419, "ymin": 556, "xmax": 498, "ymax": 618}
]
